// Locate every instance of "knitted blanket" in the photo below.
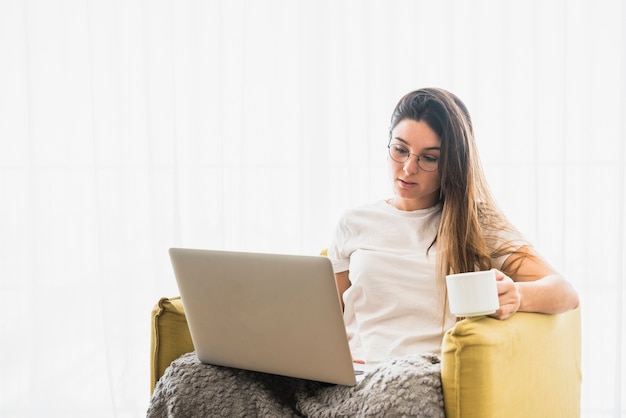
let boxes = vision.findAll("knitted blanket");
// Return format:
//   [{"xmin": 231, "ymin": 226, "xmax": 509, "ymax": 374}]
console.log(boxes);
[{"xmin": 147, "ymin": 352, "xmax": 444, "ymax": 417}]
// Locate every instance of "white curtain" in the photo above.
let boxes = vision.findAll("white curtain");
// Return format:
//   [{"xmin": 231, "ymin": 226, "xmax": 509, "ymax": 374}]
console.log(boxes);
[{"xmin": 1, "ymin": 0, "xmax": 624, "ymax": 416}]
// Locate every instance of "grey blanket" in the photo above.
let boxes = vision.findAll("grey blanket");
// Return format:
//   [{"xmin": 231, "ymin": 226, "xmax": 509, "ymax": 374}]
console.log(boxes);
[{"xmin": 147, "ymin": 352, "xmax": 444, "ymax": 417}]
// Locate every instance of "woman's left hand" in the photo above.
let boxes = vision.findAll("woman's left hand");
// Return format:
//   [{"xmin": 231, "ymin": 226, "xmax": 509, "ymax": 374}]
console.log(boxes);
[{"xmin": 489, "ymin": 269, "xmax": 521, "ymax": 320}]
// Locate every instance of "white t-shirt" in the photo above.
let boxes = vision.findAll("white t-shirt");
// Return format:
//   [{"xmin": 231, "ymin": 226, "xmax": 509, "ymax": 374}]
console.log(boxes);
[{"xmin": 328, "ymin": 200, "xmax": 522, "ymax": 362}]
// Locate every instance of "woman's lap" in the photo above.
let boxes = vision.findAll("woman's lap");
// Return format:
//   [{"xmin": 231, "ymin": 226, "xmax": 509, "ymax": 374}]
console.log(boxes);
[{"xmin": 147, "ymin": 352, "xmax": 444, "ymax": 418}]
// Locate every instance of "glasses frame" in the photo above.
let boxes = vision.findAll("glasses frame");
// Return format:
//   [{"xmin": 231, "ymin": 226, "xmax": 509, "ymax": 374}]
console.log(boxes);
[{"xmin": 387, "ymin": 142, "xmax": 439, "ymax": 172}]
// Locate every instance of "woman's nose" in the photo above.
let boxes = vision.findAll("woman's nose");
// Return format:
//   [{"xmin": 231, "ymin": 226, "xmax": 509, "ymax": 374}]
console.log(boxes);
[{"xmin": 403, "ymin": 154, "xmax": 419, "ymax": 173}]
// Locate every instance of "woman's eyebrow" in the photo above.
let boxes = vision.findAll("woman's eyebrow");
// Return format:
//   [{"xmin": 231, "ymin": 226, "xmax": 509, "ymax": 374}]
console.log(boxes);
[{"xmin": 390, "ymin": 136, "xmax": 409, "ymax": 145}]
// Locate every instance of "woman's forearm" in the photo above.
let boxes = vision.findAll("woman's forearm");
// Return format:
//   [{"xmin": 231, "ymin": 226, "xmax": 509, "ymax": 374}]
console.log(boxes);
[{"xmin": 517, "ymin": 274, "xmax": 579, "ymax": 314}]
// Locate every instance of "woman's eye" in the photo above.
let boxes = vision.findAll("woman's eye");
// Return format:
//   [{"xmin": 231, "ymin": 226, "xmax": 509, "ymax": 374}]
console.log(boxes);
[
  {"xmin": 421, "ymin": 155, "xmax": 439, "ymax": 163},
  {"xmin": 394, "ymin": 146, "xmax": 409, "ymax": 155}
]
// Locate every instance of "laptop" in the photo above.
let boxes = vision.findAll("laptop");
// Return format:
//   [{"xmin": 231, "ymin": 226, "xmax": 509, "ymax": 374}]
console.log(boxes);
[{"xmin": 169, "ymin": 247, "xmax": 369, "ymax": 386}]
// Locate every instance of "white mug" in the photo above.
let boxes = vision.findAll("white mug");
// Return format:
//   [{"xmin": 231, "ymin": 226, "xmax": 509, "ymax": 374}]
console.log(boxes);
[{"xmin": 445, "ymin": 270, "xmax": 499, "ymax": 317}]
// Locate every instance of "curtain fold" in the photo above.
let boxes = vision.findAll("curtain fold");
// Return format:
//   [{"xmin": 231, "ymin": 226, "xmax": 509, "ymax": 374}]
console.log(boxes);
[{"xmin": 1, "ymin": 0, "xmax": 624, "ymax": 416}]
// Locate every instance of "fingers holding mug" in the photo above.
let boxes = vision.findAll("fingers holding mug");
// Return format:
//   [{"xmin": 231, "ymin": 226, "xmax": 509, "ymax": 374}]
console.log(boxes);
[{"xmin": 490, "ymin": 269, "xmax": 521, "ymax": 320}]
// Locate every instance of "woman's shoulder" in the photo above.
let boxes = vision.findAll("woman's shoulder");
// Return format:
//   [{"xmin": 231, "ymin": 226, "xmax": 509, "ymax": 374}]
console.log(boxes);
[{"xmin": 333, "ymin": 201, "xmax": 391, "ymax": 234}]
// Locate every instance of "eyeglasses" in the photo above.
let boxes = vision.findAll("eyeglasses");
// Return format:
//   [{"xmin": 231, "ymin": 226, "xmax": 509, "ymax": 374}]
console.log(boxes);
[{"xmin": 387, "ymin": 143, "xmax": 439, "ymax": 172}]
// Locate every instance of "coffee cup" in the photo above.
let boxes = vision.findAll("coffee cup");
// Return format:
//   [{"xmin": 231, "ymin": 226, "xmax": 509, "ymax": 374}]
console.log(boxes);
[{"xmin": 445, "ymin": 270, "xmax": 499, "ymax": 317}]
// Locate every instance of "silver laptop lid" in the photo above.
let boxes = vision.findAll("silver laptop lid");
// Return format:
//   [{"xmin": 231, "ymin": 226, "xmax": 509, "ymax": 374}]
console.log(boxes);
[{"xmin": 169, "ymin": 248, "xmax": 357, "ymax": 386}]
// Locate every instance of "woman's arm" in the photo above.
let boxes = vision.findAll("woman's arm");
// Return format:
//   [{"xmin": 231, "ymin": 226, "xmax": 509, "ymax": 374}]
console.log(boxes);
[
  {"xmin": 335, "ymin": 270, "xmax": 351, "ymax": 311},
  {"xmin": 491, "ymin": 246, "xmax": 579, "ymax": 320}
]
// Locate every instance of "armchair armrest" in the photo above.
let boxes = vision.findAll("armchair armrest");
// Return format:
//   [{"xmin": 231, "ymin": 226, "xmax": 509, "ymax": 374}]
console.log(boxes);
[
  {"xmin": 150, "ymin": 297, "xmax": 194, "ymax": 394},
  {"xmin": 441, "ymin": 308, "xmax": 581, "ymax": 418}
]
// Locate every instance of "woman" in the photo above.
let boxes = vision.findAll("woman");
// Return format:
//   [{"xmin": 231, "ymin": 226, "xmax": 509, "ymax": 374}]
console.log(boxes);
[
  {"xmin": 328, "ymin": 87, "xmax": 579, "ymax": 363},
  {"xmin": 148, "ymin": 88, "xmax": 580, "ymax": 417}
]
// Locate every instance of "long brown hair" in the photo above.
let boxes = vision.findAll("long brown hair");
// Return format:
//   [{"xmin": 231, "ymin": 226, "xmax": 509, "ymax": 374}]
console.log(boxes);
[{"xmin": 389, "ymin": 88, "xmax": 526, "ymax": 288}]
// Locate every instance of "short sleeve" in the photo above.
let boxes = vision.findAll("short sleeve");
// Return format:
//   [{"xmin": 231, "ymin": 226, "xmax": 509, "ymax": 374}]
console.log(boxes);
[{"xmin": 327, "ymin": 212, "xmax": 352, "ymax": 274}]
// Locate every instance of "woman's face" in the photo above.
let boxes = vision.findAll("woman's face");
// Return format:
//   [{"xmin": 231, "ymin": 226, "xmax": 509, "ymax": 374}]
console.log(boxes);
[{"xmin": 388, "ymin": 119, "xmax": 441, "ymax": 211}]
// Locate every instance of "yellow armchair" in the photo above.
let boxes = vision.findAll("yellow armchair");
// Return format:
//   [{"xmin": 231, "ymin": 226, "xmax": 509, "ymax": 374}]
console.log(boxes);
[{"xmin": 150, "ymin": 297, "xmax": 581, "ymax": 417}]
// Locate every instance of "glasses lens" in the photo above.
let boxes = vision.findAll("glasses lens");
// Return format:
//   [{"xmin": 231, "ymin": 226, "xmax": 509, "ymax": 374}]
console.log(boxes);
[
  {"xmin": 388, "ymin": 144, "xmax": 409, "ymax": 163},
  {"xmin": 417, "ymin": 155, "xmax": 438, "ymax": 172}
]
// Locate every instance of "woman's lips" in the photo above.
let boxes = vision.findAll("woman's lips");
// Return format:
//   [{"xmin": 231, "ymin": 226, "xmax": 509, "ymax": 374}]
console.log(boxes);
[{"xmin": 399, "ymin": 178, "xmax": 417, "ymax": 188}]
